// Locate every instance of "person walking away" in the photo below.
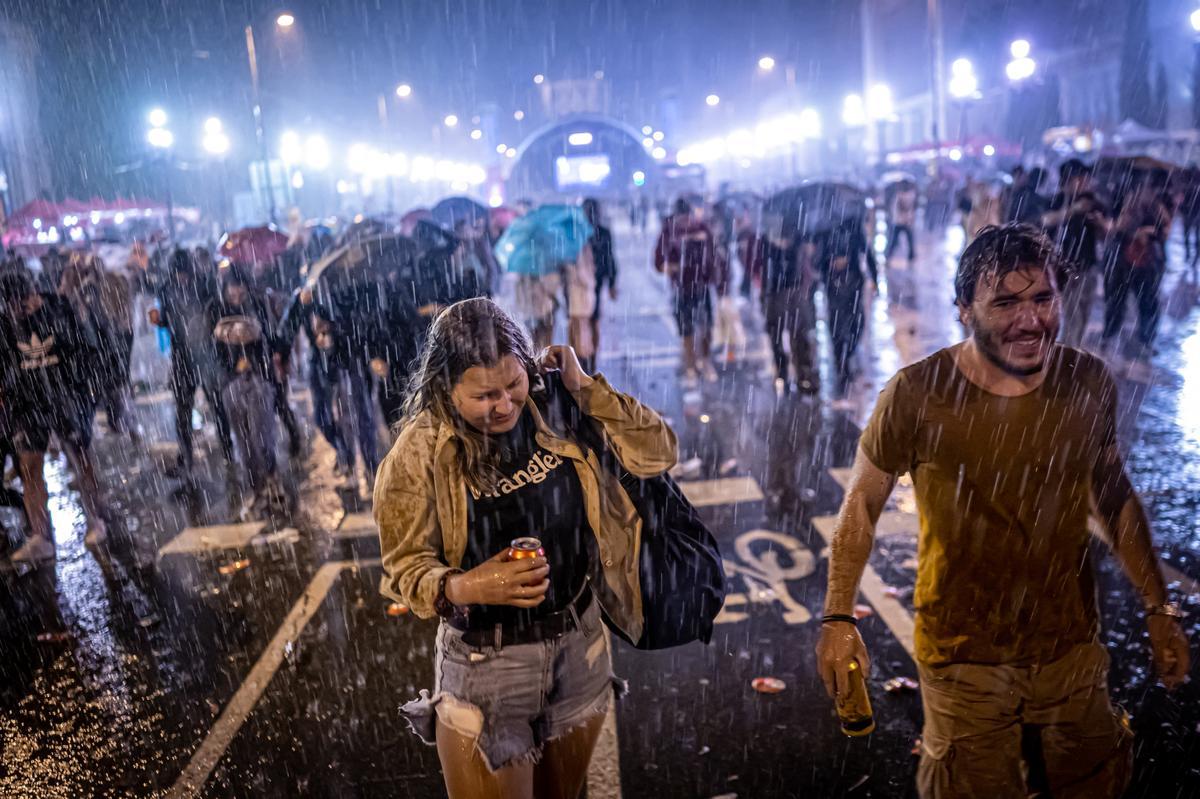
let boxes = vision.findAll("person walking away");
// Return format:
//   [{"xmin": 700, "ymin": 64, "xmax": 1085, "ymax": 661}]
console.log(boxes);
[
  {"xmin": 886, "ymin": 181, "xmax": 918, "ymax": 262},
  {"xmin": 207, "ymin": 267, "xmax": 284, "ymax": 516},
  {"xmin": 59, "ymin": 253, "xmax": 138, "ymax": 442},
  {"xmin": 962, "ymin": 178, "xmax": 1001, "ymax": 244},
  {"xmin": 583, "ymin": 199, "xmax": 618, "ymax": 373},
  {"xmin": 1180, "ymin": 166, "xmax": 1200, "ymax": 277},
  {"xmin": 1101, "ymin": 181, "xmax": 1172, "ymax": 358},
  {"xmin": 760, "ymin": 228, "xmax": 819, "ymax": 394},
  {"xmin": 820, "ymin": 218, "xmax": 879, "ymax": 397},
  {"xmin": 1004, "ymin": 167, "xmax": 1048, "ymax": 225},
  {"xmin": 148, "ymin": 249, "xmax": 235, "ymax": 482},
  {"xmin": 1042, "ymin": 159, "xmax": 1108, "ymax": 349},
  {"xmin": 564, "ymin": 230, "xmax": 598, "ymax": 375},
  {"xmin": 654, "ymin": 199, "xmax": 718, "ymax": 385},
  {"xmin": 816, "ymin": 223, "xmax": 1189, "ymax": 799},
  {"xmin": 375, "ymin": 298, "xmax": 677, "ymax": 799},
  {"xmin": 0, "ymin": 270, "xmax": 110, "ymax": 562},
  {"xmin": 924, "ymin": 174, "xmax": 953, "ymax": 231}
]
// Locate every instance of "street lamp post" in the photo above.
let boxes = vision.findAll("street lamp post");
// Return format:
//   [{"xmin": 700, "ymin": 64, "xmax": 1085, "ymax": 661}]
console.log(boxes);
[
  {"xmin": 203, "ymin": 117, "xmax": 232, "ymax": 231},
  {"xmin": 146, "ymin": 109, "xmax": 175, "ymax": 244},
  {"xmin": 1190, "ymin": 12, "xmax": 1200, "ymax": 129},
  {"xmin": 244, "ymin": 13, "xmax": 294, "ymax": 225}
]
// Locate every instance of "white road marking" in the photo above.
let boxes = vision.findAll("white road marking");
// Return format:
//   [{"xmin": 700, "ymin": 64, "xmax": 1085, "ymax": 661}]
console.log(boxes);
[
  {"xmin": 157, "ymin": 521, "xmax": 265, "ymax": 558},
  {"xmin": 811, "ymin": 514, "xmax": 916, "ymax": 659},
  {"xmin": 678, "ymin": 476, "xmax": 764, "ymax": 508},
  {"xmin": 166, "ymin": 559, "xmax": 380, "ymax": 799}
]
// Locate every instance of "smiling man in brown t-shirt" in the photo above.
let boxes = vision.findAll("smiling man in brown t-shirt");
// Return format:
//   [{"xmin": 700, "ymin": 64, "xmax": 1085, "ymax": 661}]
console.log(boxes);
[{"xmin": 815, "ymin": 224, "xmax": 1190, "ymax": 799}]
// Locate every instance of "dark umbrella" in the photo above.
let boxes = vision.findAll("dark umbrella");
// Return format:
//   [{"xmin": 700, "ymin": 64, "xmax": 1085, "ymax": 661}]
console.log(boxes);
[
  {"xmin": 431, "ymin": 196, "xmax": 489, "ymax": 234},
  {"xmin": 764, "ymin": 182, "xmax": 869, "ymax": 238},
  {"xmin": 306, "ymin": 233, "xmax": 419, "ymax": 288},
  {"xmin": 337, "ymin": 216, "xmax": 395, "ymax": 247},
  {"xmin": 218, "ymin": 226, "xmax": 289, "ymax": 267},
  {"xmin": 399, "ymin": 208, "xmax": 434, "ymax": 236}
]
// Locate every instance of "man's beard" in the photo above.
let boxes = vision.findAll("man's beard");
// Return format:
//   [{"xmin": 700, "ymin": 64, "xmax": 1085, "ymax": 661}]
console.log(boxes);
[{"xmin": 972, "ymin": 324, "xmax": 1051, "ymax": 377}]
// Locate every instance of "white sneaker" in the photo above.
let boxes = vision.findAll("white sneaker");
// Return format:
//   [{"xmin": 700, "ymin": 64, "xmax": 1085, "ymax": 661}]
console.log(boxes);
[
  {"xmin": 85, "ymin": 521, "xmax": 108, "ymax": 548},
  {"xmin": 11, "ymin": 536, "xmax": 57, "ymax": 563}
]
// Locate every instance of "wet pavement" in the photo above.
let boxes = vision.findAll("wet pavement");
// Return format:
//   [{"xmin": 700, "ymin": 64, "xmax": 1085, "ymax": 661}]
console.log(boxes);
[{"xmin": 1, "ymin": 218, "xmax": 1199, "ymax": 798}]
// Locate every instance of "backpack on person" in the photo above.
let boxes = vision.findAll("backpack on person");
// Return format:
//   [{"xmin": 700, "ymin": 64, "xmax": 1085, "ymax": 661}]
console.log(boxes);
[{"xmin": 539, "ymin": 371, "xmax": 727, "ymax": 650}]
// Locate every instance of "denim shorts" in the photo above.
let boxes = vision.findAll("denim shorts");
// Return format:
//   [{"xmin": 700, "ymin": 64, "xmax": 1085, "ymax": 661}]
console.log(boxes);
[{"xmin": 401, "ymin": 599, "xmax": 625, "ymax": 772}]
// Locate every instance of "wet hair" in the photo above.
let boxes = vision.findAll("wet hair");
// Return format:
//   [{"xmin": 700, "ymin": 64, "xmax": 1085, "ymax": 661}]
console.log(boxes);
[
  {"xmin": 222, "ymin": 265, "xmax": 251, "ymax": 288},
  {"xmin": 955, "ymin": 223, "xmax": 1059, "ymax": 305},
  {"xmin": 673, "ymin": 198, "xmax": 692, "ymax": 217},
  {"xmin": 582, "ymin": 197, "xmax": 600, "ymax": 224},
  {"xmin": 402, "ymin": 298, "xmax": 540, "ymax": 494},
  {"xmin": 169, "ymin": 247, "xmax": 194, "ymax": 275}
]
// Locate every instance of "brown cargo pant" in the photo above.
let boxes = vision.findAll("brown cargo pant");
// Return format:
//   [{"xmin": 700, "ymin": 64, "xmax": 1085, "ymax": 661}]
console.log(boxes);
[{"xmin": 916, "ymin": 641, "xmax": 1132, "ymax": 799}]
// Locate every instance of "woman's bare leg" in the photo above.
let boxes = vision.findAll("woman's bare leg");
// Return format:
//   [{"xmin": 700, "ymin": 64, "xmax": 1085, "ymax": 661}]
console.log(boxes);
[
  {"xmin": 533, "ymin": 712, "xmax": 606, "ymax": 799},
  {"xmin": 436, "ymin": 719, "xmax": 534, "ymax": 799}
]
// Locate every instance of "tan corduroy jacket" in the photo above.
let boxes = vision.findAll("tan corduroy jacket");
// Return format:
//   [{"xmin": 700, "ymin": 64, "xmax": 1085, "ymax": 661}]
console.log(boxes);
[{"xmin": 373, "ymin": 374, "xmax": 677, "ymax": 643}]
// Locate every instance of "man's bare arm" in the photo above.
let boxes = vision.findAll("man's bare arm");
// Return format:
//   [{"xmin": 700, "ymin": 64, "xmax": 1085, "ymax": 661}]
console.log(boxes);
[
  {"xmin": 1093, "ymin": 444, "xmax": 1168, "ymax": 609},
  {"xmin": 822, "ymin": 446, "xmax": 898, "ymax": 616}
]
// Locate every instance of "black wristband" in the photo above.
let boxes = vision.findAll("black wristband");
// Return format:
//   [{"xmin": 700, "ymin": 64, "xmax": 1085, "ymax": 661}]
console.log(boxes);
[{"xmin": 821, "ymin": 613, "xmax": 858, "ymax": 626}]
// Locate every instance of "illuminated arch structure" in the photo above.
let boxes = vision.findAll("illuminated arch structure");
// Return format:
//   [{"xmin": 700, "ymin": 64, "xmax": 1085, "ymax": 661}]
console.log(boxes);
[{"xmin": 505, "ymin": 115, "xmax": 655, "ymax": 204}]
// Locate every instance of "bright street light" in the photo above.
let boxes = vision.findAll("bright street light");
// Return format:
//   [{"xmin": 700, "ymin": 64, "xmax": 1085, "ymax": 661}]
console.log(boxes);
[
  {"xmin": 705, "ymin": 94, "xmax": 720, "ymax": 107},
  {"xmin": 651, "ymin": 146, "xmax": 667, "ymax": 160},
  {"xmin": 758, "ymin": 55, "xmax": 776, "ymax": 72},
  {"xmin": 148, "ymin": 108, "xmax": 168, "ymax": 127},
  {"xmin": 948, "ymin": 58, "xmax": 978, "ymax": 99},
  {"xmin": 1006, "ymin": 39, "xmax": 1036, "ymax": 81},
  {"xmin": 280, "ymin": 130, "xmax": 302, "ymax": 164},
  {"xmin": 470, "ymin": 129, "xmax": 483, "ymax": 140},
  {"xmin": 396, "ymin": 83, "xmax": 412, "ymax": 98},
  {"xmin": 533, "ymin": 73, "xmax": 545, "ymax": 85},
  {"xmin": 496, "ymin": 143, "xmax": 508, "ymax": 154},
  {"xmin": 202, "ymin": 118, "xmax": 229, "ymax": 155},
  {"xmin": 1192, "ymin": 9, "xmax": 1200, "ymax": 31},
  {"xmin": 842, "ymin": 94, "xmax": 867, "ymax": 127},
  {"xmin": 641, "ymin": 125, "xmax": 653, "ymax": 135},
  {"xmin": 514, "ymin": 110, "xmax": 525, "ymax": 121},
  {"xmin": 798, "ymin": 108, "xmax": 821, "ymax": 138},
  {"xmin": 983, "ymin": 143, "xmax": 996, "ymax": 157},
  {"xmin": 444, "ymin": 114, "xmax": 459, "ymax": 128},
  {"xmin": 303, "ymin": 134, "xmax": 331, "ymax": 170},
  {"xmin": 276, "ymin": 13, "xmax": 295, "ymax": 27},
  {"xmin": 147, "ymin": 127, "xmax": 174, "ymax": 149},
  {"xmin": 867, "ymin": 83, "xmax": 894, "ymax": 120},
  {"xmin": 652, "ymin": 130, "xmax": 665, "ymax": 141}
]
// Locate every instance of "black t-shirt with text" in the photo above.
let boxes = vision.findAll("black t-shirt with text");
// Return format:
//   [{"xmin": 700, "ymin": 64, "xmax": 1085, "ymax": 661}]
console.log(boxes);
[{"xmin": 462, "ymin": 408, "xmax": 594, "ymax": 630}]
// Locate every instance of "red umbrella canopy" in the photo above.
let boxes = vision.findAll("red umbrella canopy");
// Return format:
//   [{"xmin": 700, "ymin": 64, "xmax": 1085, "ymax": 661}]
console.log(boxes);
[
  {"xmin": 489, "ymin": 206, "xmax": 521, "ymax": 238},
  {"xmin": 7, "ymin": 199, "xmax": 63, "ymax": 227},
  {"xmin": 219, "ymin": 226, "xmax": 290, "ymax": 266}
]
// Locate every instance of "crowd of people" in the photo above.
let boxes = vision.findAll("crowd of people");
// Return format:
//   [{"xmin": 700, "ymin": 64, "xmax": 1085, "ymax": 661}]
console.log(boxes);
[{"xmin": 0, "ymin": 196, "xmax": 631, "ymax": 565}]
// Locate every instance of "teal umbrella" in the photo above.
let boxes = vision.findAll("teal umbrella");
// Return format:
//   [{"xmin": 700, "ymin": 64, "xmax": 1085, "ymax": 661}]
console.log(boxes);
[{"xmin": 494, "ymin": 204, "xmax": 593, "ymax": 276}]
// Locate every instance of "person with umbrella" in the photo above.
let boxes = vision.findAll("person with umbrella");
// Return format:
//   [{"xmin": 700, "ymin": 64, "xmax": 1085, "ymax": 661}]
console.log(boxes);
[
  {"xmin": 148, "ymin": 248, "xmax": 235, "ymax": 483},
  {"xmin": 886, "ymin": 179, "xmax": 919, "ymax": 262},
  {"xmin": 495, "ymin": 204, "xmax": 594, "ymax": 353},
  {"xmin": 59, "ymin": 252, "xmax": 138, "ymax": 443},
  {"xmin": 206, "ymin": 266, "xmax": 285, "ymax": 516},
  {"xmin": 759, "ymin": 222, "xmax": 820, "ymax": 395},
  {"xmin": 654, "ymin": 198, "xmax": 718, "ymax": 385},
  {"xmin": 820, "ymin": 217, "xmax": 879, "ymax": 398},
  {"xmin": 583, "ymin": 199, "xmax": 618, "ymax": 374}
]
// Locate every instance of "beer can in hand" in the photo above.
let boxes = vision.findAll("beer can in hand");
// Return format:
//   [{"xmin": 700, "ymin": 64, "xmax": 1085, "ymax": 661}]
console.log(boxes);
[
  {"xmin": 836, "ymin": 660, "xmax": 875, "ymax": 737},
  {"xmin": 507, "ymin": 537, "xmax": 545, "ymax": 561}
]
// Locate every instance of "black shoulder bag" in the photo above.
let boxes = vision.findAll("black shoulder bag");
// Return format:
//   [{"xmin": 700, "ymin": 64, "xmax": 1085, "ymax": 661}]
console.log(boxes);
[{"xmin": 540, "ymin": 371, "xmax": 726, "ymax": 650}]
